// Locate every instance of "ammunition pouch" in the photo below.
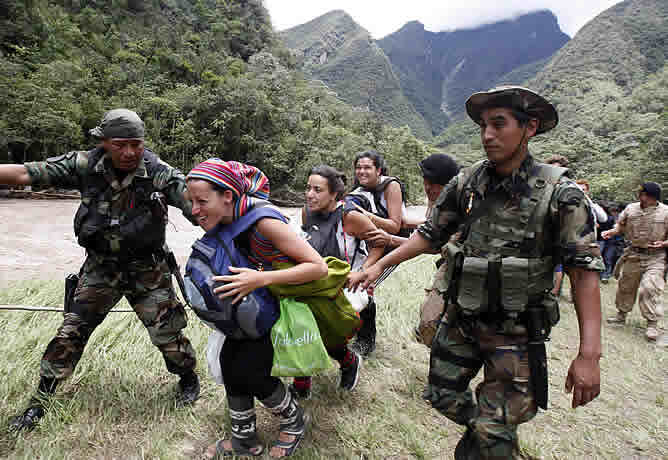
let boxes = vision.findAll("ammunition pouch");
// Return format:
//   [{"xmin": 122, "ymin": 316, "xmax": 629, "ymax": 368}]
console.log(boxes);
[
  {"xmin": 442, "ymin": 242, "xmax": 464, "ymax": 303},
  {"xmin": 64, "ymin": 273, "xmax": 79, "ymax": 316},
  {"xmin": 525, "ymin": 305, "xmax": 551, "ymax": 342}
]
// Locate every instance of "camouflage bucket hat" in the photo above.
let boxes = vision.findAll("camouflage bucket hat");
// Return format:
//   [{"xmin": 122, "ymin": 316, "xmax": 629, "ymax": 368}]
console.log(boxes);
[
  {"xmin": 89, "ymin": 108, "xmax": 145, "ymax": 139},
  {"xmin": 465, "ymin": 86, "xmax": 558, "ymax": 135}
]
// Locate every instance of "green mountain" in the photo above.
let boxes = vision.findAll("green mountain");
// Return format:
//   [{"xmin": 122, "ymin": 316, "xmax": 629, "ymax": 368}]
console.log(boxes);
[
  {"xmin": 435, "ymin": 0, "xmax": 668, "ymax": 202},
  {"xmin": 0, "ymin": 1, "xmax": 436, "ymax": 204},
  {"xmin": 280, "ymin": 10, "xmax": 433, "ymax": 140},
  {"xmin": 378, "ymin": 10, "xmax": 569, "ymax": 134},
  {"xmin": 281, "ymin": 10, "xmax": 568, "ymax": 138}
]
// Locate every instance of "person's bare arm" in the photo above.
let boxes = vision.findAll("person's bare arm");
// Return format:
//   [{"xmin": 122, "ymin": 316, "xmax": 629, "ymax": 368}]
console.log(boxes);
[
  {"xmin": 602, "ymin": 207, "xmax": 628, "ymax": 239},
  {"xmin": 361, "ymin": 245, "xmax": 384, "ymax": 270},
  {"xmin": 363, "ymin": 181, "xmax": 403, "ymax": 234},
  {"xmin": 564, "ymin": 267, "xmax": 602, "ymax": 409},
  {"xmin": 213, "ymin": 217, "xmax": 328, "ymax": 303},
  {"xmin": 343, "ymin": 210, "xmax": 380, "ymax": 241},
  {"xmin": 349, "ymin": 231, "xmax": 432, "ymax": 291},
  {"xmin": 0, "ymin": 165, "xmax": 32, "ymax": 186}
]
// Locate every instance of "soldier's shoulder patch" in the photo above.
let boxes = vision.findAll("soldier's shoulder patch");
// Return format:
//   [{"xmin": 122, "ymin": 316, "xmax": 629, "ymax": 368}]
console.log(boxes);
[
  {"xmin": 555, "ymin": 180, "xmax": 585, "ymax": 206},
  {"xmin": 46, "ymin": 151, "xmax": 78, "ymax": 164}
]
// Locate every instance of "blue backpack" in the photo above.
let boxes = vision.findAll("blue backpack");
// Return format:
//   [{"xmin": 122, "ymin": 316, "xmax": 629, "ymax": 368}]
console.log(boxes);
[{"xmin": 184, "ymin": 206, "xmax": 286, "ymax": 339}]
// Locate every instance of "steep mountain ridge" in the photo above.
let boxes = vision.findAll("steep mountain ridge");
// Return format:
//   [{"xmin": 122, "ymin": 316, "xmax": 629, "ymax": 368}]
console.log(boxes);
[
  {"xmin": 281, "ymin": 10, "xmax": 569, "ymax": 137},
  {"xmin": 280, "ymin": 10, "xmax": 433, "ymax": 139},
  {"xmin": 378, "ymin": 10, "xmax": 569, "ymax": 132}
]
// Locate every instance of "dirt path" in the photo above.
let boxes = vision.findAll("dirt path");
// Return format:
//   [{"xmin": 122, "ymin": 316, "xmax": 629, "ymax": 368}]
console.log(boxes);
[{"xmin": 0, "ymin": 199, "xmax": 426, "ymax": 287}]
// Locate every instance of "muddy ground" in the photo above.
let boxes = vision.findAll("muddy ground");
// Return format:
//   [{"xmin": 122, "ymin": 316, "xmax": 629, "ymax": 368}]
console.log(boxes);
[{"xmin": 0, "ymin": 199, "xmax": 425, "ymax": 287}]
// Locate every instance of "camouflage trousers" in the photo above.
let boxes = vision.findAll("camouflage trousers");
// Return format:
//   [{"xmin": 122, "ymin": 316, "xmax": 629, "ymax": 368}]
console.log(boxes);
[
  {"xmin": 40, "ymin": 255, "xmax": 197, "ymax": 380},
  {"xmin": 615, "ymin": 253, "xmax": 665, "ymax": 324},
  {"xmin": 424, "ymin": 312, "xmax": 537, "ymax": 460}
]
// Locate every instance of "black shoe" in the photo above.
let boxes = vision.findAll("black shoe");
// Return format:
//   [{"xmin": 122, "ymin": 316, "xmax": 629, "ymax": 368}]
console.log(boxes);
[
  {"xmin": 176, "ymin": 371, "xmax": 200, "ymax": 406},
  {"xmin": 355, "ymin": 300, "xmax": 377, "ymax": 357},
  {"xmin": 288, "ymin": 383, "xmax": 312, "ymax": 400},
  {"xmin": 339, "ymin": 351, "xmax": 361, "ymax": 391},
  {"xmin": 9, "ymin": 405, "xmax": 45, "ymax": 432}
]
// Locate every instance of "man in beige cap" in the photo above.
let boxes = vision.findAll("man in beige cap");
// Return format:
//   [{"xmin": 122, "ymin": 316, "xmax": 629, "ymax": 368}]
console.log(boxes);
[
  {"xmin": 0, "ymin": 109, "xmax": 200, "ymax": 431},
  {"xmin": 353, "ymin": 86, "xmax": 603, "ymax": 459},
  {"xmin": 603, "ymin": 182, "xmax": 668, "ymax": 341}
]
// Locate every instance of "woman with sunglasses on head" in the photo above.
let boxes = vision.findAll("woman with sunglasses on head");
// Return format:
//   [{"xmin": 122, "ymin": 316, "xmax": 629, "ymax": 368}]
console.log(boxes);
[{"xmin": 289, "ymin": 164, "xmax": 386, "ymax": 398}]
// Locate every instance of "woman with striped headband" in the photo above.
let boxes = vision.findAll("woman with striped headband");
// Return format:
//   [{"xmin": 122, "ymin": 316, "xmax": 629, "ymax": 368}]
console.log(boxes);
[{"xmin": 187, "ymin": 159, "xmax": 327, "ymax": 459}]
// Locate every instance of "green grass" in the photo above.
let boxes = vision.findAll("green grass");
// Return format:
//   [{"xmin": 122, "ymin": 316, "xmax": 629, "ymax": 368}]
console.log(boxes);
[{"xmin": 0, "ymin": 259, "xmax": 666, "ymax": 459}]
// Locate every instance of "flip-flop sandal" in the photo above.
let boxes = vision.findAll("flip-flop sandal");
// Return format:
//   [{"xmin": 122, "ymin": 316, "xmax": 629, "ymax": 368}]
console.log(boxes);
[
  {"xmin": 210, "ymin": 438, "xmax": 264, "ymax": 458},
  {"xmin": 270, "ymin": 414, "xmax": 310, "ymax": 458}
]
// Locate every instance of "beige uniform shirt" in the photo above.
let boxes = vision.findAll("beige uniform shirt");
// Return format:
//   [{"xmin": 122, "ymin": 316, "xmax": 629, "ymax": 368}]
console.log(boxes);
[
  {"xmin": 618, "ymin": 201, "xmax": 668, "ymax": 263},
  {"xmin": 618, "ymin": 202, "xmax": 668, "ymax": 246}
]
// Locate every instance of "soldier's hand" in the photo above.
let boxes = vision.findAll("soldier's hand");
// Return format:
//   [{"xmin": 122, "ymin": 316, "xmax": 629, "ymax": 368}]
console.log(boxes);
[
  {"xmin": 565, "ymin": 353, "xmax": 601, "ymax": 408},
  {"xmin": 356, "ymin": 264, "xmax": 384, "ymax": 294},
  {"xmin": 601, "ymin": 229, "xmax": 613, "ymax": 240},
  {"xmin": 362, "ymin": 228, "xmax": 391, "ymax": 247},
  {"xmin": 213, "ymin": 267, "xmax": 267, "ymax": 304}
]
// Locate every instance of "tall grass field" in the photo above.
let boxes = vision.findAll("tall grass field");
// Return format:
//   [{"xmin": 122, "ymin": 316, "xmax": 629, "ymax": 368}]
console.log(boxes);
[{"xmin": 0, "ymin": 256, "xmax": 666, "ymax": 459}]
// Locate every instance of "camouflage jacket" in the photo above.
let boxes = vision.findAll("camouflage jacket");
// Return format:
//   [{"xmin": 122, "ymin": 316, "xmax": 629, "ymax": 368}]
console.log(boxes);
[
  {"xmin": 25, "ymin": 147, "xmax": 194, "ymax": 260},
  {"xmin": 418, "ymin": 154, "xmax": 603, "ymax": 308},
  {"xmin": 418, "ymin": 156, "xmax": 604, "ymax": 313}
]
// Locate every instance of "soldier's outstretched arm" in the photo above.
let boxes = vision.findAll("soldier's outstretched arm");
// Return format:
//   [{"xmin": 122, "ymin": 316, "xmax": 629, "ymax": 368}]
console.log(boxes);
[
  {"xmin": 565, "ymin": 266, "xmax": 601, "ymax": 409},
  {"xmin": 354, "ymin": 231, "xmax": 432, "ymax": 291},
  {"xmin": 0, "ymin": 164, "xmax": 32, "ymax": 186}
]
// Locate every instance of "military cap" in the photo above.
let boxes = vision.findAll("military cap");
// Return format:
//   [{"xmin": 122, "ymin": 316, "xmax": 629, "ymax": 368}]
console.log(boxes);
[
  {"xmin": 419, "ymin": 154, "xmax": 460, "ymax": 185},
  {"xmin": 89, "ymin": 109, "xmax": 145, "ymax": 139},
  {"xmin": 639, "ymin": 182, "xmax": 661, "ymax": 201},
  {"xmin": 466, "ymin": 86, "xmax": 558, "ymax": 135}
]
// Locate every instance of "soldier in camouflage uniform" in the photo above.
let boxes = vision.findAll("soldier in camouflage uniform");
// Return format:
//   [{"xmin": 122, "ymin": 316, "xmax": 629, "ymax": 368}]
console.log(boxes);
[
  {"xmin": 603, "ymin": 182, "xmax": 668, "ymax": 341},
  {"xmin": 353, "ymin": 87, "xmax": 603, "ymax": 459},
  {"xmin": 0, "ymin": 109, "xmax": 200, "ymax": 431}
]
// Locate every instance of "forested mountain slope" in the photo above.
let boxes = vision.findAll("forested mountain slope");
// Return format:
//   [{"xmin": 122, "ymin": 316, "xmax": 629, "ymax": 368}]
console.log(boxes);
[
  {"xmin": 280, "ymin": 10, "xmax": 433, "ymax": 139},
  {"xmin": 0, "ymin": 0, "xmax": 435, "ymax": 204},
  {"xmin": 434, "ymin": 0, "xmax": 667, "ymax": 202},
  {"xmin": 281, "ymin": 10, "xmax": 568, "ymax": 137}
]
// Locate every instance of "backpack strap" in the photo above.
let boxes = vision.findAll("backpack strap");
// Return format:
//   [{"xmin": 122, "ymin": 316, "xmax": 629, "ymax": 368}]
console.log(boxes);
[{"xmin": 223, "ymin": 205, "xmax": 287, "ymax": 241}]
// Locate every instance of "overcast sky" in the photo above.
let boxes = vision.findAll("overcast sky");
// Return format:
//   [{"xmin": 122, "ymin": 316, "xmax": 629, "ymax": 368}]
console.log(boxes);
[{"xmin": 264, "ymin": 0, "xmax": 623, "ymax": 39}]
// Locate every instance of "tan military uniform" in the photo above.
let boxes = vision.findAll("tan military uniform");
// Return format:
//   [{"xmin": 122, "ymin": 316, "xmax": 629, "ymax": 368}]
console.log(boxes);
[{"xmin": 614, "ymin": 202, "xmax": 668, "ymax": 324}]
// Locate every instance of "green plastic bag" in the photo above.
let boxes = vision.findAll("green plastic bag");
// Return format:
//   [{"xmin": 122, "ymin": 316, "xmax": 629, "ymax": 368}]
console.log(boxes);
[{"xmin": 271, "ymin": 298, "xmax": 333, "ymax": 377}]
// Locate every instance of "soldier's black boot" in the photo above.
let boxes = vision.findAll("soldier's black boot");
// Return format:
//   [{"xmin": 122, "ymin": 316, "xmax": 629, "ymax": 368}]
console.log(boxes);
[
  {"xmin": 176, "ymin": 371, "xmax": 200, "ymax": 406},
  {"xmin": 9, "ymin": 377, "xmax": 57, "ymax": 432},
  {"xmin": 454, "ymin": 427, "xmax": 476, "ymax": 460},
  {"xmin": 355, "ymin": 298, "xmax": 377, "ymax": 357}
]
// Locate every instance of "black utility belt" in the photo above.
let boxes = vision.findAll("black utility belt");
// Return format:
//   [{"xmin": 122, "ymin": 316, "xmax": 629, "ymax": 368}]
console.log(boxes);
[{"xmin": 630, "ymin": 246, "xmax": 663, "ymax": 254}]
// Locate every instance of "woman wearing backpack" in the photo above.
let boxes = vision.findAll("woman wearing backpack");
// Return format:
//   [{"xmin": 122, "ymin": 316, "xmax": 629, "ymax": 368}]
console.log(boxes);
[
  {"xmin": 289, "ymin": 164, "xmax": 386, "ymax": 398},
  {"xmin": 186, "ymin": 159, "xmax": 327, "ymax": 459},
  {"xmin": 346, "ymin": 150, "xmax": 408, "ymax": 355}
]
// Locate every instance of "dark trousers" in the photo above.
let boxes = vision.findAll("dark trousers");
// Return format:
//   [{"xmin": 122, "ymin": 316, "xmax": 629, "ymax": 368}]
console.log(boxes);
[{"xmin": 221, "ymin": 333, "xmax": 281, "ymax": 400}]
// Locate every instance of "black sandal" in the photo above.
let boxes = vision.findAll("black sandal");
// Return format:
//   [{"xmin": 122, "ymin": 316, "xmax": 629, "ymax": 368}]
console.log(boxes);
[
  {"xmin": 208, "ymin": 438, "xmax": 264, "ymax": 458},
  {"xmin": 269, "ymin": 413, "xmax": 310, "ymax": 458}
]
